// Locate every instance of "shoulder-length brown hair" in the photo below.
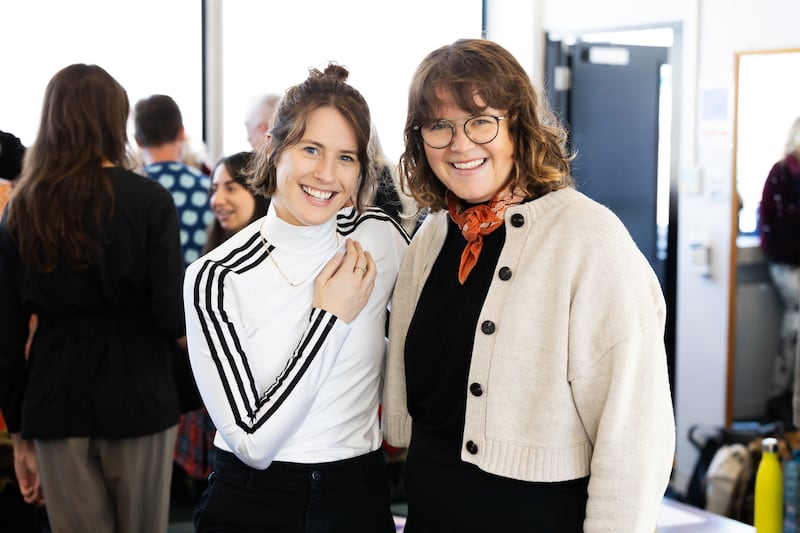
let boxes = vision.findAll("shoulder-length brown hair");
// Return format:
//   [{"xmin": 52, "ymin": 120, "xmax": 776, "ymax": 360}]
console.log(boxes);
[
  {"xmin": 399, "ymin": 38, "xmax": 574, "ymax": 212},
  {"xmin": 247, "ymin": 63, "xmax": 377, "ymax": 212},
  {"xmin": 7, "ymin": 63, "xmax": 130, "ymax": 272}
]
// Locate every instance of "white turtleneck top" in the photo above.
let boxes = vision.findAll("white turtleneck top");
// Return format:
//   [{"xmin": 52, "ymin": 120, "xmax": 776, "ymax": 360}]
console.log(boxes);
[{"xmin": 184, "ymin": 203, "xmax": 408, "ymax": 469}]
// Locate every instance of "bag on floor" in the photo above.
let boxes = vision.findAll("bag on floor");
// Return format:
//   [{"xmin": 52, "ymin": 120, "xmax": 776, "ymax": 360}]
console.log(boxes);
[{"xmin": 704, "ymin": 443, "xmax": 752, "ymax": 518}]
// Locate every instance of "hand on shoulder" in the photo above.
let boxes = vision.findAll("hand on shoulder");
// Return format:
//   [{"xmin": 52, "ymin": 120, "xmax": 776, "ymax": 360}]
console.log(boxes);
[{"xmin": 313, "ymin": 238, "xmax": 377, "ymax": 323}]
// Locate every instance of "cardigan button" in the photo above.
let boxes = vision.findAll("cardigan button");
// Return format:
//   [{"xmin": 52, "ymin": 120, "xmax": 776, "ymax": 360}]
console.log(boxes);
[
  {"xmin": 481, "ymin": 321, "xmax": 495, "ymax": 335},
  {"xmin": 469, "ymin": 382, "xmax": 483, "ymax": 396},
  {"xmin": 510, "ymin": 213, "xmax": 525, "ymax": 227},
  {"xmin": 466, "ymin": 440, "xmax": 479, "ymax": 454},
  {"xmin": 498, "ymin": 266, "xmax": 512, "ymax": 281}
]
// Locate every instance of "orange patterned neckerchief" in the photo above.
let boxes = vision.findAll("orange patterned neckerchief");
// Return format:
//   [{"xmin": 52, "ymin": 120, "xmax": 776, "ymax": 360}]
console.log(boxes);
[
  {"xmin": 446, "ymin": 186, "xmax": 524, "ymax": 284},
  {"xmin": 0, "ymin": 181, "xmax": 12, "ymax": 214}
]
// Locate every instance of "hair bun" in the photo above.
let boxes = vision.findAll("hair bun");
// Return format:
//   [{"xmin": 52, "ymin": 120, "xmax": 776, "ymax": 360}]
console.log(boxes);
[{"xmin": 311, "ymin": 61, "xmax": 350, "ymax": 81}]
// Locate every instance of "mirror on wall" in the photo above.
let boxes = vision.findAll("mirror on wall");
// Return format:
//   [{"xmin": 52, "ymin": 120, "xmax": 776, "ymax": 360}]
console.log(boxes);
[{"xmin": 728, "ymin": 48, "xmax": 800, "ymax": 425}]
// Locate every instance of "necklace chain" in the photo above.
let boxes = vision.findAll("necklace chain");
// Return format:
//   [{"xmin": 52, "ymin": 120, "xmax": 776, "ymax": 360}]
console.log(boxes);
[{"xmin": 259, "ymin": 221, "xmax": 340, "ymax": 287}]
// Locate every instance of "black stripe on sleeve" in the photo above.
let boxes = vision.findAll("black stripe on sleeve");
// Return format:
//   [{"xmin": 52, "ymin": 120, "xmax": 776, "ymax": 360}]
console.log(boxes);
[{"xmin": 193, "ymin": 233, "xmax": 267, "ymax": 424}]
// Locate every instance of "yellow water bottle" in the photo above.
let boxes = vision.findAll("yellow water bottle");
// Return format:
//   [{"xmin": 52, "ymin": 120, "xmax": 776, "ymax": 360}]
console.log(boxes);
[{"xmin": 754, "ymin": 437, "xmax": 783, "ymax": 533}]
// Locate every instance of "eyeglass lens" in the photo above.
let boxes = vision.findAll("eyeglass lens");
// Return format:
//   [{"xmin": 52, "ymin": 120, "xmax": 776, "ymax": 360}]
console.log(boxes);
[{"xmin": 420, "ymin": 115, "xmax": 500, "ymax": 148}]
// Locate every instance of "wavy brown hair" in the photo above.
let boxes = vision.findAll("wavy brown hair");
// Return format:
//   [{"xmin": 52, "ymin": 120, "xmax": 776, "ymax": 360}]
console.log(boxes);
[
  {"xmin": 399, "ymin": 38, "xmax": 574, "ymax": 212},
  {"xmin": 6, "ymin": 63, "xmax": 130, "ymax": 272},
  {"xmin": 247, "ymin": 63, "xmax": 377, "ymax": 212}
]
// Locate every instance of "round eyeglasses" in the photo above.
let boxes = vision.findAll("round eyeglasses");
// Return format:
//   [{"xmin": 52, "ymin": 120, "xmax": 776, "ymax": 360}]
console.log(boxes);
[{"xmin": 414, "ymin": 114, "xmax": 505, "ymax": 149}]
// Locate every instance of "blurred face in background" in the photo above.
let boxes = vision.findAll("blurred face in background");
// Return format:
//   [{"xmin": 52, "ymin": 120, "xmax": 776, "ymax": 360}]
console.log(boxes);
[
  {"xmin": 210, "ymin": 164, "xmax": 257, "ymax": 233},
  {"xmin": 246, "ymin": 117, "xmax": 268, "ymax": 152}
]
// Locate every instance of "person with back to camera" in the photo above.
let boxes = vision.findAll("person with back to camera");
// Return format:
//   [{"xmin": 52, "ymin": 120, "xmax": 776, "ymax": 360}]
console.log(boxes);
[
  {"xmin": 381, "ymin": 38, "xmax": 676, "ymax": 532},
  {"xmin": 184, "ymin": 63, "xmax": 409, "ymax": 532},
  {"xmin": 134, "ymin": 93, "xmax": 214, "ymax": 267},
  {"xmin": 0, "ymin": 63, "xmax": 185, "ymax": 533},
  {"xmin": 759, "ymin": 115, "xmax": 800, "ymax": 424}
]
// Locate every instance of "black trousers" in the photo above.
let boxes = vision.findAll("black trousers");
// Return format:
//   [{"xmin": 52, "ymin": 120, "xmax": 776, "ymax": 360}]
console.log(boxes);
[
  {"xmin": 194, "ymin": 448, "xmax": 395, "ymax": 533},
  {"xmin": 403, "ymin": 428, "xmax": 589, "ymax": 532}
]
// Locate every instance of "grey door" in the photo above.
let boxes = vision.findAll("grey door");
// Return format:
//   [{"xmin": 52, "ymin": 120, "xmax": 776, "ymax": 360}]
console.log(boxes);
[
  {"xmin": 568, "ymin": 42, "xmax": 669, "ymax": 286},
  {"xmin": 545, "ymin": 39, "xmax": 675, "ymax": 390}
]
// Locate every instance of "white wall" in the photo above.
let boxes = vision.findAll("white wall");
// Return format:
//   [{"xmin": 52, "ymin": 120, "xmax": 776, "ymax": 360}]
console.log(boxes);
[
  {"xmin": 206, "ymin": 0, "xmax": 482, "ymax": 165},
  {"xmin": 487, "ymin": 0, "xmax": 800, "ymax": 491},
  {"xmin": 1, "ymin": 0, "xmax": 204, "ymax": 153},
  {"xmin": 674, "ymin": 0, "xmax": 800, "ymax": 490}
]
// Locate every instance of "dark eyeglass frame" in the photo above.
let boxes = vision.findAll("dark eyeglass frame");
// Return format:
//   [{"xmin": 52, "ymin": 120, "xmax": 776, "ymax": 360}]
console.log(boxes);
[{"xmin": 413, "ymin": 114, "xmax": 506, "ymax": 149}]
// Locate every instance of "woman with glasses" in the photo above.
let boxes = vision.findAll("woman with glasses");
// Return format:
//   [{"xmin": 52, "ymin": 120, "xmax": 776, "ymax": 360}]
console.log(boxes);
[{"xmin": 382, "ymin": 38, "xmax": 675, "ymax": 532}]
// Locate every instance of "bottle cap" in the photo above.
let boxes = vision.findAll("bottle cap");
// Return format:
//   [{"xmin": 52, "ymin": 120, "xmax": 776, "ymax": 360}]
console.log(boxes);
[{"xmin": 762, "ymin": 437, "xmax": 778, "ymax": 453}]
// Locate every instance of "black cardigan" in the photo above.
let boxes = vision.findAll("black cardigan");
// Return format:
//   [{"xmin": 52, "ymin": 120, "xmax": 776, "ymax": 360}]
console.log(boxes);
[{"xmin": 0, "ymin": 167, "xmax": 186, "ymax": 438}]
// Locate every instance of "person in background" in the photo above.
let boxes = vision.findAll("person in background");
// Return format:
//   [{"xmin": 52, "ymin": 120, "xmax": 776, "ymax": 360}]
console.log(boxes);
[
  {"xmin": 382, "ymin": 38, "xmax": 675, "ymax": 532},
  {"xmin": 204, "ymin": 151, "xmax": 270, "ymax": 252},
  {"xmin": 134, "ymin": 94, "xmax": 216, "ymax": 503},
  {"xmin": 0, "ymin": 63, "xmax": 185, "ymax": 532},
  {"xmin": 1, "ymin": 131, "xmax": 37, "ymax": 379},
  {"xmin": 134, "ymin": 93, "xmax": 214, "ymax": 267},
  {"xmin": 0, "ymin": 129, "xmax": 46, "ymax": 533},
  {"xmin": 173, "ymin": 150, "xmax": 271, "ymax": 502},
  {"xmin": 184, "ymin": 63, "xmax": 408, "ymax": 532},
  {"xmin": 244, "ymin": 93, "xmax": 280, "ymax": 151},
  {"xmin": 759, "ymin": 115, "xmax": 800, "ymax": 424},
  {"xmin": 0, "ymin": 130, "xmax": 25, "ymax": 214},
  {"xmin": 367, "ymin": 124, "xmax": 409, "ymax": 232}
]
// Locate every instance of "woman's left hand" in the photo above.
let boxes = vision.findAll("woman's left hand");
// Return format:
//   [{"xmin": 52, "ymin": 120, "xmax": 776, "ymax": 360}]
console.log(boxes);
[{"xmin": 313, "ymin": 238, "xmax": 377, "ymax": 323}]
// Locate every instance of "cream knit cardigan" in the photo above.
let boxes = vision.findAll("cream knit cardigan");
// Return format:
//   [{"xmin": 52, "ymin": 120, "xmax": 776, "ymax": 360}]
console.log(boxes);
[{"xmin": 383, "ymin": 187, "xmax": 675, "ymax": 532}]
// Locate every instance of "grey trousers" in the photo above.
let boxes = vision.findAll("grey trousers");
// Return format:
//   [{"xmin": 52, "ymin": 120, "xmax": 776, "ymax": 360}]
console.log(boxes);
[
  {"xmin": 35, "ymin": 425, "xmax": 177, "ymax": 533},
  {"xmin": 768, "ymin": 263, "xmax": 800, "ymax": 395}
]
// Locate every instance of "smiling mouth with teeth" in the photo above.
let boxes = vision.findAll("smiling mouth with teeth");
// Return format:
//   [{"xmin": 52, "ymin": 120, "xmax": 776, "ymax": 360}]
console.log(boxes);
[
  {"xmin": 301, "ymin": 185, "xmax": 334, "ymax": 201},
  {"xmin": 452, "ymin": 159, "xmax": 485, "ymax": 170}
]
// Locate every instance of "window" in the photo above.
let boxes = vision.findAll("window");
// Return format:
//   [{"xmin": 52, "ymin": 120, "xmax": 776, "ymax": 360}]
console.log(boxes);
[
  {"xmin": 2, "ymin": 1, "xmax": 482, "ymax": 170},
  {"xmin": 218, "ymin": 0, "xmax": 483, "ymax": 162},
  {"xmin": 2, "ymin": 0, "xmax": 203, "ymax": 156}
]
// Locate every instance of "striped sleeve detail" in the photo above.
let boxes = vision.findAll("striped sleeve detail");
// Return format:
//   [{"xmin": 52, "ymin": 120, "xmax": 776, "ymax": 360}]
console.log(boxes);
[
  {"xmin": 254, "ymin": 308, "xmax": 338, "ymax": 430},
  {"xmin": 192, "ymin": 234, "xmax": 339, "ymax": 433},
  {"xmin": 337, "ymin": 207, "xmax": 410, "ymax": 243}
]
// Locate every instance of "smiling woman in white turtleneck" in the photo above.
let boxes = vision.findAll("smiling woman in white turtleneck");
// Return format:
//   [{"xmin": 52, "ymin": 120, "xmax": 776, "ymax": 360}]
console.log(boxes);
[{"xmin": 183, "ymin": 64, "xmax": 408, "ymax": 533}]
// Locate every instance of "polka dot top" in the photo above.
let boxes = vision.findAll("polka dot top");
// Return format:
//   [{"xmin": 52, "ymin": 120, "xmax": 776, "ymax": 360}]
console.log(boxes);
[{"xmin": 145, "ymin": 162, "xmax": 214, "ymax": 267}]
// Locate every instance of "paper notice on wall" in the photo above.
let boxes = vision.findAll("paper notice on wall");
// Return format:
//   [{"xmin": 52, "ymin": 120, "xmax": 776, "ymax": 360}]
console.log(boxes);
[{"xmin": 699, "ymin": 85, "xmax": 732, "ymax": 148}]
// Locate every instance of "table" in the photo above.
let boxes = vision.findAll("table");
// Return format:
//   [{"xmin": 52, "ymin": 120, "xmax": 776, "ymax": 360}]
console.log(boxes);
[
  {"xmin": 390, "ymin": 497, "xmax": 756, "ymax": 532},
  {"xmin": 658, "ymin": 498, "xmax": 755, "ymax": 532}
]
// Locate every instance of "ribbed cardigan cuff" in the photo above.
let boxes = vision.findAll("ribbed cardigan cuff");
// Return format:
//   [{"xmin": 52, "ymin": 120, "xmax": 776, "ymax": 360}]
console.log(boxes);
[{"xmin": 382, "ymin": 413, "xmax": 412, "ymax": 448}]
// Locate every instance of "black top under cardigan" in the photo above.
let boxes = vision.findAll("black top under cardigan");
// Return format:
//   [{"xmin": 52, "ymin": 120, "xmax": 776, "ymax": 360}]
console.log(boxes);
[{"xmin": 402, "ymin": 214, "xmax": 589, "ymax": 532}]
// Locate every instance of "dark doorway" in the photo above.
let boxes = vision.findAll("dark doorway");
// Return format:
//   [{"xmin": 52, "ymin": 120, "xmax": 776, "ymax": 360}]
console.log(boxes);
[{"xmin": 545, "ymin": 33, "xmax": 677, "ymax": 394}]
